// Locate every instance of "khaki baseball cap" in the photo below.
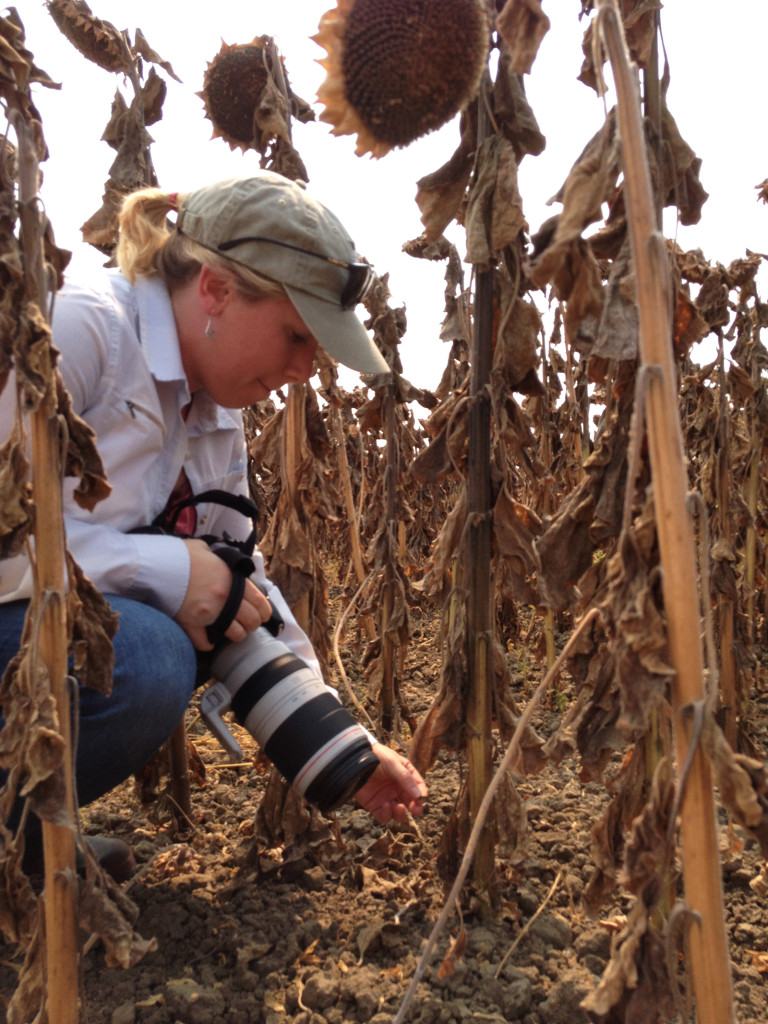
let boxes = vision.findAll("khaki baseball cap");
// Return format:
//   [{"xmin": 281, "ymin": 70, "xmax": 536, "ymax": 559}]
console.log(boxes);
[{"xmin": 175, "ymin": 173, "xmax": 388, "ymax": 375}]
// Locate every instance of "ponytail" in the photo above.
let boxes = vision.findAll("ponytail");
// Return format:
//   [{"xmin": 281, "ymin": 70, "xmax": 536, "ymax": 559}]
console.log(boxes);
[
  {"xmin": 115, "ymin": 188, "xmax": 180, "ymax": 283},
  {"xmin": 114, "ymin": 185, "xmax": 285, "ymax": 302}
]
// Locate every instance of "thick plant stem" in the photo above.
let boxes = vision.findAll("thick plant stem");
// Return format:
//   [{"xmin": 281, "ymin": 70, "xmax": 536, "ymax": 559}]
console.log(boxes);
[
  {"xmin": 745, "ymin": 409, "xmax": 758, "ymax": 644},
  {"xmin": 380, "ymin": 381, "xmax": 399, "ymax": 735},
  {"xmin": 330, "ymin": 407, "xmax": 376, "ymax": 642},
  {"xmin": 596, "ymin": 3, "xmax": 735, "ymax": 1020},
  {"xmin": 716, "ymin": 345, "xmax": 738, "ymax": 747},
  {"xmin": 462, "ymin": 74, "xmax": 496, "ymax": 904},
  {"xmin": 284, "ymin": 384, "xmax": 310, "ymax": 632},
  {"xmin": 466, "ymin": 270, "xmax": 495, "ymax": 901},
  {"xmin": 16, "ymin": 114, "xmax": 78, "ymax": 1024}
]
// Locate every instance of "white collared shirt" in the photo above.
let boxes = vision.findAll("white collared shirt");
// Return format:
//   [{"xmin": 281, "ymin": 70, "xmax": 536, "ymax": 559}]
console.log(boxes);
[{"xmin": 0, "ymin": 269, "xmax": 318, "ymax": 671}]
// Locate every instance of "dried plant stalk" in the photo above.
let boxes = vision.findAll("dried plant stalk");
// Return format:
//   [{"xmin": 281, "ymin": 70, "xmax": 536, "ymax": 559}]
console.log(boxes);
[
  {"xmin": 329, "ymin": 405, "xmax": 375, "ymax": 642},
  {"xmin": 744, "ymin": 406, "xmax": 759, "ymax": 644},
  {"xmin": 716, "ymin": 347, "xmax": 738, "ymax": 747},
  {"xmin": 465, "ymin": 86, "xmax": 495, "ymax": 896},
  {"xmin": 283, "ymin": 383, "xmax": 311, "ymax": 633},
  {"xmin": 380, "ymin": 385, "xmax": 397, "ymax": 733},
  {"xmin": 14, "ymin": 112, "xmax": 78, "ymax": 1024},
  {"xmin": 595, "ymin": 2, "xmax": 734, "ymax": 1020}
]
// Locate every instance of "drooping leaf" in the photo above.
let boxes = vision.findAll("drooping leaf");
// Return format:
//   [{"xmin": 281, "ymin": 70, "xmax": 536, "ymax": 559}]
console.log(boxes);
[{"xmin": 496, "ymin": 0, "xmax": 551, "ymax": 74}]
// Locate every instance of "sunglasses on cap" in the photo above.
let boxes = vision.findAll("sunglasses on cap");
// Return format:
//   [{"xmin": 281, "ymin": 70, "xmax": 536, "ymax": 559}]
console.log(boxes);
[{"xmin": 216, "ymin": 236, "xmax": 374, "ymax": 310}]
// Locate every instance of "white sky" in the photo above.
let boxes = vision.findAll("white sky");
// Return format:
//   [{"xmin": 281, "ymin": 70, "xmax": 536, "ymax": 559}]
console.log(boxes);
[{"xmin": 17, "ymin": 1, "xmax": 768, "ymax": 396}]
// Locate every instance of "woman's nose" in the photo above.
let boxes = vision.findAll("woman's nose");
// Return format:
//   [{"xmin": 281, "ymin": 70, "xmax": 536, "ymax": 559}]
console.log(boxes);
[{"xmin": 288, "ymin": 341, "xmax": 318, "ymax": 383}]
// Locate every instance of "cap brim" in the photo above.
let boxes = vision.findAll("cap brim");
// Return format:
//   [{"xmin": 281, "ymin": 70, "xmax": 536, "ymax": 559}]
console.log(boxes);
[{"xmin": 285, "ymin": 285, "xmax": 389, "ymax": 375}]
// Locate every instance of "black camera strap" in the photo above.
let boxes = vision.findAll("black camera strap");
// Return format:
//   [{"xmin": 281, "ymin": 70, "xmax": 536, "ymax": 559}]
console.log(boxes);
[
  {"xmin": 149, "ymin": 488, "xmax": 259, "ymax": 556},
  {"xmin": 131, "ymin": 488, "xmax": 282, "ymax": 645}
]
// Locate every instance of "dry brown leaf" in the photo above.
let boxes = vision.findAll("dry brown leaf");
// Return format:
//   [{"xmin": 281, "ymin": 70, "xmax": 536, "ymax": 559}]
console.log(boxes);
[
  {"xmin": 437, "ymin": 927, "xmax": 467, "ymax": 978},
  {"xmin": 579, "ymin": 0, "xmax": 662, "ymax": 91},
  {"xmin": 703, "ymin": 714, "xmax": 768, "ymax": 857},
  {"xmin": 0, "ymin": 832, "xmax": 38, "ymax": 946},
  {"xmin": 591, "ymin": 242, "xmax": 637, "ymax": 361},
  {"xmin": 138, "ymin": 66, "xmax": 168, "ymax": 126},
  {"xmin": 356, "ymin": 919, "xmax": 388, "ymax": 964},
  {"xmin": 80, "ymin": 188, "xmax": 123, "ymax": 252},
  {"xmin": 564, "ymin": 240, "xmax": 606, "ymax": 352},
  {"xmin": 66, "ymin": 553, "xmax": 118, "ymax": 694},
  {"xmin": 2, "ymin": 8, "xmax": 60, "ymax": 109},
  {"xmin": 12, "ymin": 302, "xmax": 52, "ymax": 414},
  {"xmin": 0, "ymin": 434, "xmax": 33, "ymax": 558},
  {"xmin": 4, "ymin": 918, "xmax": 44, "ymax": 1023},
  {"xmin": 254, "ymin": 769, "xmax": 313, "ymax": 849},
  {"xmin": 78, "ymin": 875, "xmax": 157, "ymax": 969},
  {"xmin": 492, "ymin": 48, "xmax": 546, "ymax": 160},
  {"xmin": 496, "ymin": 0, "xmax": 551, "ymax": 74},
  {"xmin": 581, "ymin": 898, "xmax": 675, "ymax": 1021},
  {"xmin": 0, "ymin": 10, "xmax": 34, "ymax": 88},
  {"xmin": 534, "ymin": 390, "xmax": 634, "ymax": 611},
  {"xmin": 253, "ymin": 72, "xmax": 291, "ymax": 149},
  {"xmin": 132, "ymin": 27, "xmax": 181, "ymax": 83},
  {"xmin": 416, "ymin": 486, "xmax": 466, "ymax": 596},
  {"xmin": 465, "ymin": 135, "xmax": 526, "ymax": 270},
  {"xmin": 493, "ymin": 484, "xmax": 542, "ymax": 586},
  {"xmin": 415, "ymin": 114, "xmax": 476, "ymax": 241},
  {"xmin": 493, "ymin": 765, "xmax": 529, "ymax": 858},
  {"xmin": 542, "ymin": 640, "xmax": 622, "ymax": 780},
  {"xmin": 620, "ymin": 756, "xmax": 675, "ymax": 896},
  {"xmin": 56, "ymin": 374, "xmax": 111, "ymax": 510},
  {"xmin": 493, "ymin": 286, "xmax": 542, "ymax": 396},
  {"xmin": 746, "ymin": 950, "xmax": 768, "ymax": 974},
  {"xmin": 530, "ymin": 113, "xmax": 620, "ymax": 300},
  {"xmin": 659, "ymin": 103, "xmax": 708, "ymax": 226},
  {"xmin": 583, "ymin": 748, "xmax": 647, "ymax": 911},
  {"xmin": 672, "ymin": 287, "xmax": 709, "ymax": 356},
  {"xmin": 408, "ymin": 642, "xmax": 466, "ymax": 775}
]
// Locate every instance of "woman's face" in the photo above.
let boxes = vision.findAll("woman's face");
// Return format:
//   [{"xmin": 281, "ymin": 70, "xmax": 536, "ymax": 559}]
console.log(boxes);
[{"xmin": 183, "ymin": 285, "xmax": 319, "ymax": 407}]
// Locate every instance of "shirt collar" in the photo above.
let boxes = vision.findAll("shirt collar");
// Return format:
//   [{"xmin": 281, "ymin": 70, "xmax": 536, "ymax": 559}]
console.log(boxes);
[
  {"xmin": 124, "ymin": 272, "xmax": 244, "ymax": 434},
  {"xmin": 132, "ymin": 274, "xmax": 188, "ymax": 386}
]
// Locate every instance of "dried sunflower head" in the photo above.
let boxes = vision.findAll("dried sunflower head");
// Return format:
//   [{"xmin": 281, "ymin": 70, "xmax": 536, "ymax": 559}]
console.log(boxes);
[
  {"xmin": 314, "ymin": 0, "xmax": 489, "ymax": 158},
  {"xmin": 46, "ymin": 0, "xmax": 131, "ymax": 75},
  {"xmin": 199, "ymin": 38, "xmax": 271, "ymax": 152}
]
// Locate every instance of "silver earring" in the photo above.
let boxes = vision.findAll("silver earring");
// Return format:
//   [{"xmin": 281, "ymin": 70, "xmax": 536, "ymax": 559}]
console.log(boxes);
[{"xmin": 205, "ymin": 316, "xmax": 216, "ymax": 340}]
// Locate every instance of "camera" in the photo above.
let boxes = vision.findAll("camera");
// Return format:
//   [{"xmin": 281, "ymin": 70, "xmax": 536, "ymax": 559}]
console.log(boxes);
[{"xmin": 200, "ymin": 628, "xmax": 378, "ymax": 814}]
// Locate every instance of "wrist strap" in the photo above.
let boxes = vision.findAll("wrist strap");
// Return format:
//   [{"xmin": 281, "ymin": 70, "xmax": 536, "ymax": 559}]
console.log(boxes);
[{"xmin": 205, "ymin": 542, "xmax": 283, "ymax": 645}]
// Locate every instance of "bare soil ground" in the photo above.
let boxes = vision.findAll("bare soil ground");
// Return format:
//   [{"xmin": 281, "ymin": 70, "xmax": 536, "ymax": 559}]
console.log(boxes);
[{"xmin": 1, "ymin": 611, "xmax": 767, "ymax": 1024}]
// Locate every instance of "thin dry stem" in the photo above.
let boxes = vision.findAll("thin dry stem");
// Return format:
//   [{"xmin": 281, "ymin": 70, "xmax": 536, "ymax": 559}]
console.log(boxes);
[
  {"xmin": 332, "ymin": 573, "xmax": 378, "ymax": 734},
  {"xmin": 495, "ymin": 869, "xmax": 563, "ymax": 978}
]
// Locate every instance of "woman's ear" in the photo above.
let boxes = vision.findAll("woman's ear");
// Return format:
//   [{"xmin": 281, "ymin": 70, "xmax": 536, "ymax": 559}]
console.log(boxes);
[{"xmin": 197, "ymin": 265, "xmax": 233, "ymax": 312}]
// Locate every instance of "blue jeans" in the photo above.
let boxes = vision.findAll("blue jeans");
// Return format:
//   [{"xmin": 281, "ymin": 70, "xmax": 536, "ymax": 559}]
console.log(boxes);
[{"xmin": 0, "ymin": 596, "xmax": 196, "ymax": 823}]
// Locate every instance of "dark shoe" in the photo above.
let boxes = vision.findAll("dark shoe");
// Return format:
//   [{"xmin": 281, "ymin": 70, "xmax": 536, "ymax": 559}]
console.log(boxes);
[
  {"xmin": 81, "ymin": 835, "xmax": 136, "ymax": 883},
  {"xmin": 22, "ymin": 834, "xmax": 136, "ymax": 884}
]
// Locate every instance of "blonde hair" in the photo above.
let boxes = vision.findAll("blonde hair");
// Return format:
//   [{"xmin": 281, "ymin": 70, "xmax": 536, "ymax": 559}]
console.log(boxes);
[{"xmin": 115, "ymin": 187, "xmax": 284, "ymax": 301}]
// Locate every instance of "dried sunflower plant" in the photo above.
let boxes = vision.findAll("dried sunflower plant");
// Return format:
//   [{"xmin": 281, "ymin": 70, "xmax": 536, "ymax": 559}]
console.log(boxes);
[
  {"xmin": 46, "ymin": 0, "xmax": 181, "ymax": 254},
  {"xmin": 314, "ymin": 0, "xmax": 489, "ymax": 158},
  {"xmin": 298, "ymin": 1, "xmax": 768, "ymax": 1021},
  {"xmin": 0, "ymin": 8, "xmax": 158, "ymax": 1022},
  {"xmin": 200, "ymin": 34, "xmax": 315, "ymax": 181}
]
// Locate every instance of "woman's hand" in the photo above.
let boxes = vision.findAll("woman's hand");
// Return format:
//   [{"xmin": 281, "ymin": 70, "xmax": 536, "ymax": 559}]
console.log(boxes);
[
  {"xmin": 176, "ymin": 538, "xmax": 272, "ymax": 651},
  {"xmin": 354, "ymin": 743, "xmax": 428, "ymax": 824}
]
